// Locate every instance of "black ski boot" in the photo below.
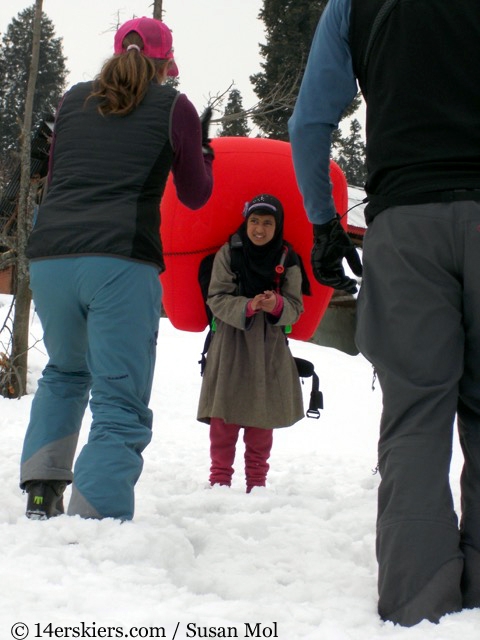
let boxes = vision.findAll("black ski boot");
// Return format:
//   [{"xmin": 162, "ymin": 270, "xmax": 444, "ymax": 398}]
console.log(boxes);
[{"xmin": 25, "ymin": 481, "xmax": 67, "ymax": 520}]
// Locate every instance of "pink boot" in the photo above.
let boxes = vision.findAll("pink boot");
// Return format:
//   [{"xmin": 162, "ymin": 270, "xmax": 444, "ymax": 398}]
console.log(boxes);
[
  {"xmin": 209, "ymin": 418, "xmax": 241, "ymax": 486},
  {"xmin": 244, "ymin": 427, "xmax": 273, "ymax": 493}
]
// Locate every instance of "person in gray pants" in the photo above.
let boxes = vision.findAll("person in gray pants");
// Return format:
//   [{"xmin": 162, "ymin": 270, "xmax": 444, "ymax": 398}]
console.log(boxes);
[{"xmin": 288, "ymin": 0, "xmax": 480, "ymax": 627}]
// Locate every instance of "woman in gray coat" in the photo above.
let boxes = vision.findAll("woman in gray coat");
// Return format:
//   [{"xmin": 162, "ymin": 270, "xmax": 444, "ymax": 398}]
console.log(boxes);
[{"xmin": 197, "ymin": 194, "xmax": 306, "ymax": 492}]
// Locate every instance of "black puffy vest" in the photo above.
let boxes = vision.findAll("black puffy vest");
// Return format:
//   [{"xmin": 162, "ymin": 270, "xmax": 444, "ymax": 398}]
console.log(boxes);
[{"xmin": 27, "ymin": 81, "xmax": 178, "ymax": 269}]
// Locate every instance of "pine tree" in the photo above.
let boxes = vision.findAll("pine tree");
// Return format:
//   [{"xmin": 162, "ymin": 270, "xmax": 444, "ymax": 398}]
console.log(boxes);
[
  {"xmin": 251, "ymin": 0, "xmax": 360, "ymax": 140},
  {"xmin": 334, "ymin": 118, "xmax": 367, "ymax": 187},
  {"xmin": 0, "ymin": 6, "xmax": 67, "ymax": 164},
  {"xmin": 218, "ymin": 88, "xmax": 251, "ymax": 137}
]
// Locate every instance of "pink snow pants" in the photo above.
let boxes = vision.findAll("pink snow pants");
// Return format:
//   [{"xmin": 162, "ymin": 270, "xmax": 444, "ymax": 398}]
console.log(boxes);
[{"xmin": 209, "ymin": 417, "xmax": 273, "ymax": 492}]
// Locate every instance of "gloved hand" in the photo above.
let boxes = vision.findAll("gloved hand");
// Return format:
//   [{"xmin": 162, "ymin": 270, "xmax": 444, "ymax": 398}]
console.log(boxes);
[
  {"xmin": 200, "ymin": 106, "xmax": 212, "ymax": 144},
  {"xmin": 200, "ymin": 106, "xmax": 214, "ymax": 157},
  {"xmin": 312, "ymin": 214, "xmax": 363, "ymax": 294}
]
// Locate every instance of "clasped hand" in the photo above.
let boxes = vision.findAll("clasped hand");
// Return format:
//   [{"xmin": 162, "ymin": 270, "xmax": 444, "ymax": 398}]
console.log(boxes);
[{"xmin": 251, "ymin": 290, "xmax": 277, "ymax": 313}]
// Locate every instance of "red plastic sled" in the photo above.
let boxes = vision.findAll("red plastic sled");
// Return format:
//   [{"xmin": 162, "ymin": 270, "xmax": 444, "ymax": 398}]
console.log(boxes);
[{"xmin": 160, "ymin": 136, "xmax": 348, "ymax": 342}]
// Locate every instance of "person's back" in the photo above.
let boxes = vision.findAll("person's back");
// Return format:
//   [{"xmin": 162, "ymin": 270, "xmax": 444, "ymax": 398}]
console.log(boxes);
[
  {"xmin": 27, "ymin": 80, "xmax": 178, "ymax": 266},
  {"xmin": 289, "ymin": 0, "xmax": 480, "ymax": 628},
  {"xmin": 21, "ymin": 16, "xmax": 214, "ymax": 522},
  {"xmin": 349, "ymin": 0, "xmax": 480, "ymax": 220},
  {"xmin": 27, "ymin": 18, "xmax": 213, "ymax": 269}
]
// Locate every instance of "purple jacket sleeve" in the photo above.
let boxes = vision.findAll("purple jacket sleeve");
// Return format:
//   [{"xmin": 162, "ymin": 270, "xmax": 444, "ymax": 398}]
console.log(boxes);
[{"xmin": 170, "ymin": 93, "xmax": 214, "ymax": 210}]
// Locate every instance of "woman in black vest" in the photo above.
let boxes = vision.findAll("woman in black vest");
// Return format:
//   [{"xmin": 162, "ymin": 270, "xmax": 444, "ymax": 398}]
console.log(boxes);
[{"xmin": 21, "ymin": 17, "xmax": 214, "ymax": 521}]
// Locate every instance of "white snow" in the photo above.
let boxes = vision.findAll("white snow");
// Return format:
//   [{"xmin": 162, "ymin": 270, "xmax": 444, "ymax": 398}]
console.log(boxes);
[
  {"xmin": 347, "ymin": 185, "xmax": 367, "ymax": 232},
  {"xmin": 0, "ymin": 293, "xmax": 477, "ymax": 640}
]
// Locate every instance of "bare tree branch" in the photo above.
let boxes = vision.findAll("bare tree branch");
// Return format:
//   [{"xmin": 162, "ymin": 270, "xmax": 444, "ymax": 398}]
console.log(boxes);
[
  {"xmin": 204, "ymin": 66, "xmax": 304, "ymax": 129},
  {"xmin": 0, "ymin": 250, "xmax": 16, "ymax": 271}
]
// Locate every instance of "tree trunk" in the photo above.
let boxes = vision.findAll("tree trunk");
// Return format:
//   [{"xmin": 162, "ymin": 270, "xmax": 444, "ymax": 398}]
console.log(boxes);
[
  {"xmin": 11, "ymin": 0, "xmax": 43, "ymax": 397},
  {"xmin": 153, "ymin": 1, "xmax": 163, "ymax": 20},
  {"xmin": 11, "ymin": 274, "xmax": 32, "ymax": 396}
]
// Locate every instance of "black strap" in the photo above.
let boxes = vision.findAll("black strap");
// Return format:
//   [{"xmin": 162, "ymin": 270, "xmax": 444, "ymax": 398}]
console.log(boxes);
[
  {"xmin": 199, "ymin": 329, "xmax": 213, "ymax": 376},
  {"xmin": 294, "ymin": 357, "xmax": 323, "ymax": 419},
  {"xmin": 307, "ymin": 370, "xmax": 323, "ymax": 419},
  {"xmin": 362, "ymin": 0, "xmax": 399, "ymax": 73},
  {"xmin": 229, "ymin": 233, "xmax": 244, "ymax": 294}
]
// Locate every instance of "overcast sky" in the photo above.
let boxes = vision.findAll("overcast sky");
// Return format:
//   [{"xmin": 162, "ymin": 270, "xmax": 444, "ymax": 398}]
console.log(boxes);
[{"xmin": 0, "ymin": 0, "xmax": 266, "ymax": 117}]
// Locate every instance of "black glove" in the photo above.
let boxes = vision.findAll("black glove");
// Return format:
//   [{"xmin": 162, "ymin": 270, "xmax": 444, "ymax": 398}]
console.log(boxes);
[
  {"xmin": 312, "ymin": 215, "xmax": 363, "ymax": 294},
  {"xmin": 200, "ymin": 106, "xmax": 214, "ymax": 157}
]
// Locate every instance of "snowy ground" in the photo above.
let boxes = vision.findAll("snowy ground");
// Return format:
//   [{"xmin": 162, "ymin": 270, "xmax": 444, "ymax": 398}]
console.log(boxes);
[{"xmin": 1, "ymin": 293, "xmax": 479, "ymax": 640}]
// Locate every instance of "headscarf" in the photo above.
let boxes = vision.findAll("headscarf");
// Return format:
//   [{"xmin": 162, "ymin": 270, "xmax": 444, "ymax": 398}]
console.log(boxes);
[{"xmin": 233, "ymin": 194, "xmax": 305, "ymax": 297}]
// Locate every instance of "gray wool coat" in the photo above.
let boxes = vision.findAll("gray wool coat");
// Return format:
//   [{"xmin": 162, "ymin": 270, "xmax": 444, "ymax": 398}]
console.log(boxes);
[{"xmin": 197, "ymin": 242, "xmax": 305, "ymax": 429}]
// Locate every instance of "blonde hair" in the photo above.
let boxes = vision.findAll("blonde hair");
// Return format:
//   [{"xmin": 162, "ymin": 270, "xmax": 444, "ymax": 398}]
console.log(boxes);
[{"xmin": 88, "ymin": 33, "xmax": 169, "ymax": 116}]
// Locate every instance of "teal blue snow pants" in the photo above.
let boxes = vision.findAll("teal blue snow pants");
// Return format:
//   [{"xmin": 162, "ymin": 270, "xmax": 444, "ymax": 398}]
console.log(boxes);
[{"xmin": 20, "ymin": 256, "xmax": 162, "ymax": 520}]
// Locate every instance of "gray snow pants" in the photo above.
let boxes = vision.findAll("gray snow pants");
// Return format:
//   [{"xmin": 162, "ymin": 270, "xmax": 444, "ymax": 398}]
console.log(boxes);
[{"xmin": 356, "ymin": 201, "xmax": 480, "ymax": 626}]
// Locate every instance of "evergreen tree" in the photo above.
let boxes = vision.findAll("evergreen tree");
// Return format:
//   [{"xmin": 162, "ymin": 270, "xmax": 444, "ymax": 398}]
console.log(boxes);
[
  {"xmin": 334, "ymin": 118, "xmax": 367, "ymax": 187},
  {"xmin": 251, "ymin": 0, "xmax": 360, "ymax": 140},
  {"xmin": 218, "ymin": 88, "xmax": 251, "ymax": 137},
  {"xmin": 165, "ymin": 76, "xmax": 179, "ymax": 90},
  {"xmin": 0, "ymin": 6, "xmax": 67, "ymax": 163}
]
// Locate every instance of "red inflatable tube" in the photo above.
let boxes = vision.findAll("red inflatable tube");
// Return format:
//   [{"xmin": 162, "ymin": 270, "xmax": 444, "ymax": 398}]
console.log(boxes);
[{"xmin": 160, "ymin": 136, "xmax": 348, "ymax": 342}]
